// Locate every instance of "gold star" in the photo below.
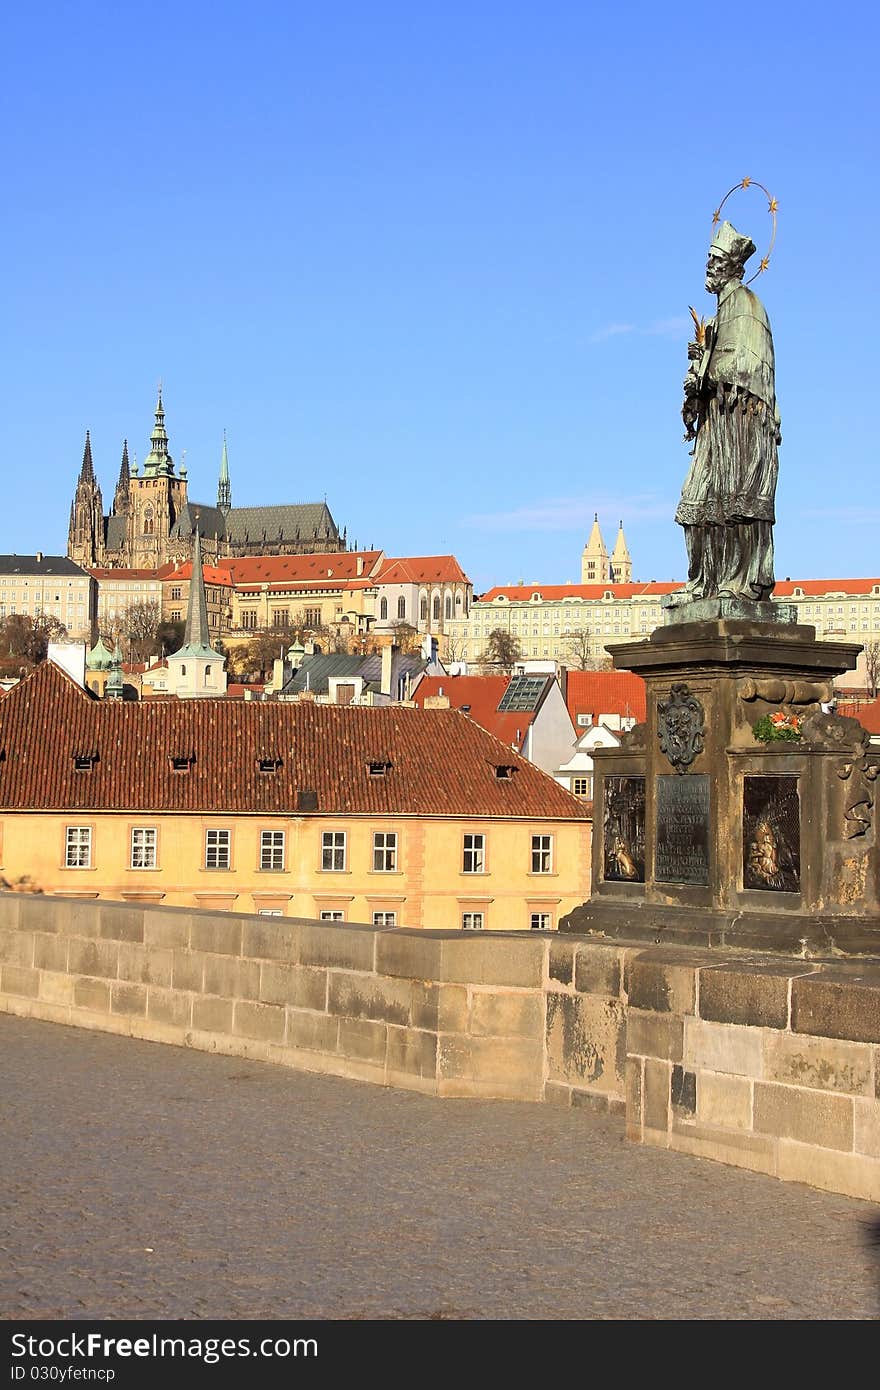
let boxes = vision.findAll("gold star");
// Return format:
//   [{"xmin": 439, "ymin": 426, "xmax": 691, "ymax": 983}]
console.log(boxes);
[
  {"xmin": 712, "ymin": 209, "xmax": 720, "ymax": 225},
  {"xmin": 768, "ymin": 196, "xmax": 778, "ymax": 213},
  {"xmin": 759, "ymin": 256, "xmax": 770, "ymax": 272},
  {"xmin": 741, "ymin": 176, "xmax": 751, "ymax": 188}
]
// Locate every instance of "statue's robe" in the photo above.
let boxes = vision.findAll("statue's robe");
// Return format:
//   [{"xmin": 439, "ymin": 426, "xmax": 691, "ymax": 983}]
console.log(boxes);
[{"xmin": 675, "ymin": 279, "xmax": 781, "ymax": 601}]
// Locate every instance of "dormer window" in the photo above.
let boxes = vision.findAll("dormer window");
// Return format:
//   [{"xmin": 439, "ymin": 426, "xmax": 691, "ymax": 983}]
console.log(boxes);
[
  {"xmin": 170, "ymin": 754, "xmax": 195, "ymax": 773},
  {"xmin": 494, "ymin": 764, "xmax": 518, "ymax": 780},
  {"xmin": 73, "ymin": 753, "xmax": 98, "ymax": 772},
  {"xmin": 368, "ymin": 760, "xmax": 391, "ymax": 777},
  {"xmin": 258, "ymin": 757, "xmax": 282, "ymax": 774}
]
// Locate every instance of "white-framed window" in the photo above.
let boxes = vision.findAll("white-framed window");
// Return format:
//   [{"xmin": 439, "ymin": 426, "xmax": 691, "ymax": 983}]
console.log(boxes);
[
  {"xmin": 260, "ymin": 830, "xmax": 285, "ymax": 871},
  {"xmin": 462, "ymin": 911, "xmax": 484, "ymax": 930},
  {"xmin": 321, "ymin": 830, "xmax": 347, "ymax": 872},
  {"xmin": 373, "ymin": 832, "xmax": 397, "ymax": 871},
  {"xmin": 462, "ymin": 833, "xmax": 485, "ymax": 873},
  {"xmin": 258, "ymin": 909, "xmax": 283, "ymax": 917},
  {"xmin": 531, "ymin": 834, "xmax": 553, "ymax": 873},
  {"xmin": 572, "ymin": 776, "xmax": 592, "ymax": 799},
  {"xmin": 530, "ymin": 912, "xmax": 553, "ymax": 931},
  {"xmin": 372, "ymin": 911, "xmax": 397, "ymax": 927},
  {"xmin": 65, "ymin": 826, "xmax": 92, "ymax": 869},
  {"xmin": 319, "ymin": 910, "xmax": 345, "ymax": 921},
  {"xmin": 130, "ymin": 827, "xmax": 157, "ymax": 869},
  {"xmin": 205, "ymin": 829, "xmax": 231, "ymax": 870}
]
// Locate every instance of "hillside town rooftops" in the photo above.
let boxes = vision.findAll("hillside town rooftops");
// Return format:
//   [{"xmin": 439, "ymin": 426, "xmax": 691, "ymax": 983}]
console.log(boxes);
[{"xmin": 0, "ymin": 661, "xmax": 588, "ymax": 819}]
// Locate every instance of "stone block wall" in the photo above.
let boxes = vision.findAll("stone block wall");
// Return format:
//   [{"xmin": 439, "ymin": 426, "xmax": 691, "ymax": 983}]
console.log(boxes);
[
  {"xmin": 624, "ymin": 950, "xmax": 880, "ymax": 1202},
  {"xmin": 1, "ymin": 893, "xmax": 878, "ymax": 1201}
]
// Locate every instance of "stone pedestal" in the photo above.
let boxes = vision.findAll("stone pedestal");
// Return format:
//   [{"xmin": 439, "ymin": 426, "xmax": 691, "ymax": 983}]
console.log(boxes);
[{"xmin": 561, "ymin": 619, "xmax": 880, "ymax": 955}]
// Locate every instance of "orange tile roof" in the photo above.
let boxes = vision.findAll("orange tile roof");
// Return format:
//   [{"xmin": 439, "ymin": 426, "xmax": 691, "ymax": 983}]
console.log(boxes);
[
  {"xmin": 0, "ymin": 662, "xmax": 587, "ymax": 819},
  {"xmin": 161, "ymin": 562, "xmax": 234, "ymax": 586},
  {"xmin": 479, "ymin": 582, "xmax": 682, "ymax": 602},
  {"xmin": 565, "ymin": 670, "xmax": 647, "ymax": 724},
  {"xmin": 774, "ymin": 579, "xmax": 880, "ymax": 597},
  {"xmin": 228, "ymin": 551, "xmax": 383, "ymax": 585},
  {"xmin": 377, "ymin": 555, "xmax": 471, "ymax": 585},
  {"xmin": 411, "ymin": 675, "xmax": 542, "ymax": 748},
  {"xmin": 836, "ymin": 698, "xmax": 880, "ymax": 734}
]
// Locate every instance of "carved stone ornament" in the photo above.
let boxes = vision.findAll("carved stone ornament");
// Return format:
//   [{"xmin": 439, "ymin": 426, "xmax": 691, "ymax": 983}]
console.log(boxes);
[{"xmin": 657, "ymin": 682, "xmax": 705, "ymax": 774}]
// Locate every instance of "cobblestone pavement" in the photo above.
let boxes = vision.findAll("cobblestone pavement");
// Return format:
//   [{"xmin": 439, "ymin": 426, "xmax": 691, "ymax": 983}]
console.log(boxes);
[{"xmin": 1, "ymin": 1015, "xmax": 878, "ymax": 1320}]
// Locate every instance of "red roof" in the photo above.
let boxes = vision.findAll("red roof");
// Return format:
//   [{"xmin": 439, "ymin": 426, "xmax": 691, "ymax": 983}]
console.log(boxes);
[
  {"xmin": 161, "ymin": 562, "xmax": 234, "ymax": 587},
  {"xmin": 0, "ymin": 662, "xmax": 587, "ymax": 820},
  {"xmin": 837, "ymin": 698, "xmax": 880, "ymax": 735},
  {"xmin": 774, "ymin": 579, "xmax": 880, "ymax": 597},
  {"xmin": 565, "ymin": 670, "xmax": 647, "ymax": 725},
  {"xmin": 377, "ymin": 555, "xmax": 470, "ymax": 585},
  {"xmin": 411, "ymin": 675, "xmax": 543, "ymax": 748},
  {"xmin": 479, "ymin": 582, "xmax": 681, "ymax": 602},
  {"xmin": 228, "ymin": 551, "xmax": 383, "ymax": 585},
  {"xmin": 478, "ymin": 579, "xmax": 880, "ymax": 603}
]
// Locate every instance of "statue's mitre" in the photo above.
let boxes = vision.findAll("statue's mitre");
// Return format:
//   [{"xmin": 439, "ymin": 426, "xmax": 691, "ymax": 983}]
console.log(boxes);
[{"xmin": 709, "ymin": 219, "xmax": 756, "ymax": 264}]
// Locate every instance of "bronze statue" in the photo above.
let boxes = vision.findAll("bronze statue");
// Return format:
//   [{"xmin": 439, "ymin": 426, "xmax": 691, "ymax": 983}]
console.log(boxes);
[{"xmin": 676, "ymin": 220, "xmax": 781, "ymax": 602}]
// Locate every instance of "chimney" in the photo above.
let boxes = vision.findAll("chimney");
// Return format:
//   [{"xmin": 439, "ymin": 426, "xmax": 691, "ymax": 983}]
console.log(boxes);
[
  {"xmin": 356, "ymin": 555, "xmax": 364, "ymax": 576},
  {"xmin": 424, "ymin": 694, "xmax": 450, "ymax": 709},
  {"xmin": 35, "ymin": 551, "xmax": 43, "ymax": 564},
  {"xmin": 380, "ymin": 642, "xmax": 397, "ymax": 698}
]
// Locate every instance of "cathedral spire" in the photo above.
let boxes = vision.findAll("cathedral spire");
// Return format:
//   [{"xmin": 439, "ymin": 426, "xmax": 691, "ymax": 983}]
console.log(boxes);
[
  {"xmin": 217, "ymin": 431, "xmax": 231, "ymax": 514},
  {"xmin": 143, "ymin": 385, "xmax": 174, "ymax": 477},
  {"xmin": 79, "ymin": 430, "xmax": 95, "ymax": 484},
  {"xmin": 112, "ymin": 440, "xmax": 131, "ymax": 515}
]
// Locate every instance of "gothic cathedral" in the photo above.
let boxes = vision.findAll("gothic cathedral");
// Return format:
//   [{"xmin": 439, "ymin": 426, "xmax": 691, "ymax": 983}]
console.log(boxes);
[{"xmin": 68, "ymin": 391, "xmax": 344, "ymax": 569}]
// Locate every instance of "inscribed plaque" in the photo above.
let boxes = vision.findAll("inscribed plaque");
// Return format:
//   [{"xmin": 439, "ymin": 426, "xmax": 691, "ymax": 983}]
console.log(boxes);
[
  {"xmin": 655, "ymin": 774, "xmax": 710, "ymax": 885},
  {"xmin": 743, "ymin": 775, "xmax": 800, "ymax": 893},
  {"xmin": 602, "ymin": 776, "xmax": 646, "ymax": 883}
]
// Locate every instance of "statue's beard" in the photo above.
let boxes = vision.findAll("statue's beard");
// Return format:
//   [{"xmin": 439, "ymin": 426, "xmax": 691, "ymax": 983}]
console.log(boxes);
[{"xmin": 706, "ymin": 253, "xmax": 746, "ymax": 294}]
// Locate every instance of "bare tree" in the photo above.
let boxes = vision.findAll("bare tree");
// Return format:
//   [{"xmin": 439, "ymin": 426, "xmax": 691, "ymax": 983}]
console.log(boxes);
[
  {"xmin": 390, "ymin": 621, "xmax": 420, "ymax": 654},
  {"xmin": 562, "ymin": 628, "xmax": 599, "ymax": 671},
  {"xmin": 118, "ymin": 602, "xmax": 162, "ymax": 660},
  {"xmin": 0, "ymin": 614, "xmax": 67, "ymax": 665},
  {"xmin": 864, "ymin": 639, "xmax": 880, "ymax": 699},
  {"xmin": 481, "ymin": 628, "xmax": 522, "ymax": 674}
]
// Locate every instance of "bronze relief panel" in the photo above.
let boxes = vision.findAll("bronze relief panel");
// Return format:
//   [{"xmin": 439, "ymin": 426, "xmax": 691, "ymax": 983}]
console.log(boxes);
[
  {"xmin": 743, "ymin": 775, "xmax": 800, "ymax": 893},
  {"xmin": 602, "ymin": 776, "xmax": 646, "ymax": 883}
]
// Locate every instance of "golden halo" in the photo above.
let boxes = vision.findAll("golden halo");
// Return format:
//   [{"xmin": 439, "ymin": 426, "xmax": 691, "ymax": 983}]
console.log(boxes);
[{"xmin": 710, "ymin": 177, "xmax": 777, "ymax": 284}]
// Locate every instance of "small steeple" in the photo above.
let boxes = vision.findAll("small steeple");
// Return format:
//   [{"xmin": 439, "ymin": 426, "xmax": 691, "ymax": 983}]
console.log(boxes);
[
  {"xmin": 177, "ymin": 525, "xmax": 221, "ymax": 657},
  {"xmin": 581, "ymin": 513, "xmax": 610, "ymax": 583},
  {"xmin": 112, "ymin": 440, "xmax": 131, "ymax": 515},
  {"xmin": 217, "ymin": 431, "xmax": 231, "ymax": 514},
  {"xmin": 106, "ymin": 642, "xmax": 124, "ymax": 700},
  {"xmin": 610, "ymin": 519, "xmax": 633, "ymax": 583}
]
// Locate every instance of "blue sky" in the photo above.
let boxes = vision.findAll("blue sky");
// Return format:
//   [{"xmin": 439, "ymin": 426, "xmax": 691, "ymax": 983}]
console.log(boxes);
[{"xmin": 3, "ymin": 2, "xmax": 876, "ymax": 591}]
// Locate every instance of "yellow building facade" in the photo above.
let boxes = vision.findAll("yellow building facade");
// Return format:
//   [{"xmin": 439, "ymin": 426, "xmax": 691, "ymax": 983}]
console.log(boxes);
[
  {"xmin": 0, "ymin": 811, "xmax": 588, "ymax": 931},
  {"xmin": 0, "ymin": 662, "xmax": 590, "ymax": 931}
]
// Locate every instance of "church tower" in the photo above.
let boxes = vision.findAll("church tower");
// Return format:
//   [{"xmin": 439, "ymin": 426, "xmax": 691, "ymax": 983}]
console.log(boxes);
[
  {"xmin": 126, "ymin": 388, "xmax": 188, "ymax": 568},
  {"xmin": 580, "ymin": 514, "xmax": 610, "ymax": 584},
  {"xmin": 166, "ymin": 527, "xmax": 227, "ymax": 698},
  {"xmin": 609, "ymin": 520, "xmax": 632, "ymax": 583},
  {"xmin": 217, "ymin": 431, "xmax": 231, "ymax": 515},
  {"xmin": 68, "ymin": 431, "xmax": 105, "ymax": 568}
]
